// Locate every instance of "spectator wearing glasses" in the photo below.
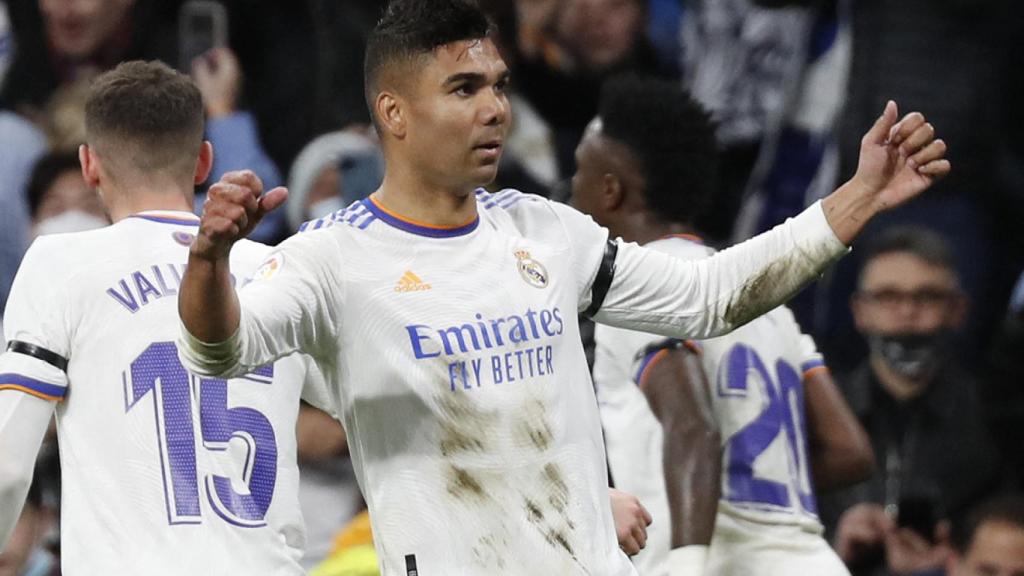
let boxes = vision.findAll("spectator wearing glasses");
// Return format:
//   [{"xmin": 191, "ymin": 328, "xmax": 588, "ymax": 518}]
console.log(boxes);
[{"xmin": 821, "ymin": 227, "xmax": 1003, "ymax": 576}]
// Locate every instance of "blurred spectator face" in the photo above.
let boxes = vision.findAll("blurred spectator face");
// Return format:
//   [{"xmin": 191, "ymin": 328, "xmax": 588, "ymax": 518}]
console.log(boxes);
[
  {"xmin": 305, "ymin": 165, "xmax": 343, "ymax": 219},
  {"xmin": 32, "ymin": 165, "xmax": 107, "ymax": 236},
  {"xmin": 39, "ymin": 0, "xmax": 135, "ymax": 59},
  {"xmin": 852, "ymin": 249, "xmax": 966, "ymax": 391},
  {"xmin": 853, "ymin": 251, "xmax": 964, "ymax": 339},
  {"xmin": 558, "ymin": 0, "xmax": 645, "ymax": 71},
  {"xmin": 951, "ymin": 520, "xmax": 1024, "ymax": 576}
]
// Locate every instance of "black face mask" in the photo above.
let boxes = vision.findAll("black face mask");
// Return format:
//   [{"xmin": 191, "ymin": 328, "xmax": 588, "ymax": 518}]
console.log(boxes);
[{"xmin": 866, "ymin": 332, "xmax": 950, "ymax": 380}]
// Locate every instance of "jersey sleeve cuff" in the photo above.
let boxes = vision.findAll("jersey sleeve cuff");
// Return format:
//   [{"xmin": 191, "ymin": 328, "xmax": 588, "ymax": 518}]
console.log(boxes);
[
  {"xmin": 177, "ymin": 321, "xmax": 243, "ymax": 377},
  {"xmin": 0, "ymin": 352, "xmax": 69, "ymax": 401},
  {"xmin": 793, "ymin": 200, "xmax": 850, "ymax": 264}
]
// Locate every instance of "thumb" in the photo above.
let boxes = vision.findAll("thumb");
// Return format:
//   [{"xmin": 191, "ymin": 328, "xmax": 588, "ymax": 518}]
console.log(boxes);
[
  {"xmin": 864, "ymin": 100, "xmax": 898, "ymax": 145},
  {"xmin": 256, "ymin": 186, "xmax": 289, "ymax": 217}
]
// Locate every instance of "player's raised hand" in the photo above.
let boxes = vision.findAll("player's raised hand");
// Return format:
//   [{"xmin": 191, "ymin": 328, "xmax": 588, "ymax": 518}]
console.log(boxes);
[
  {"xmin": 193, "ymin": 170, "xmax": 288, "ymax": 260},
  {"xmin": 853, "ymin": 101, "xmax": 951, "ymax": 211}
]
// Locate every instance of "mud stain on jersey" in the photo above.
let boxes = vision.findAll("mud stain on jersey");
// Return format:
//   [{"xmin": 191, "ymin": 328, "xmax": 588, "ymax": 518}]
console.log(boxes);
[
  {"xmin": 515, "ymin": 398, "xmax": 554, "ymax": 451},
  {"xmin": 543, "ymin": 463, "xmax": 570, "ymax": 519},
  {"xmin": 524, "ymin": 497, "xmax": 545, "ymax": 522},
  {"xmin": 440, "ymin": 424, "xmax": 486, "ymax": 456},
  {"xmin": 722, "ymin": 240, "xmax": 841, "ymax": 328},
  {"xmin": 471, "ymin": 534, "xmax": 508, "ymax": 570},
  {"xmin": 447, "ymin": 465, "xmax": 486, "ymax": 500},
  {"xmin": 436, "ymin": 393, "xmax": 495, "ymax": 457},
  {"xmin": 522, "ymin": 463, "xmax": 587, "ymax": 572}
]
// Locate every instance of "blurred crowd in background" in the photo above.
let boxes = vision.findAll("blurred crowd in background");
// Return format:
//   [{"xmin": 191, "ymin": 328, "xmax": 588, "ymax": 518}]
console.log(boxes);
[{"xmin": 1, "ymin": 1, "xmax": 1023, "ymax": 575}]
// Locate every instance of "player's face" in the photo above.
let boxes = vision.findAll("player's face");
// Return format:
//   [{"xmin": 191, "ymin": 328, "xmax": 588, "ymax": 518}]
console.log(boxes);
[
  {"xmin": 954, "ymin": 521, "xmax": 1024, "ymax": 576},
  {"xmin": 404, "ymin": 38, "xmax": 511, "ymax": 192},
  {"xmin": 852, "ymin": 251, "xmax": 964, "ymax": 337}
]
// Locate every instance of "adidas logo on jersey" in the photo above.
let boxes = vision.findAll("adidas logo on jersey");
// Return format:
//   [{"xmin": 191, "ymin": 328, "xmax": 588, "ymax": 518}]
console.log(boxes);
[{"xmin": 395, "ymin": 270, "xmax": 431, "ymax": 292}]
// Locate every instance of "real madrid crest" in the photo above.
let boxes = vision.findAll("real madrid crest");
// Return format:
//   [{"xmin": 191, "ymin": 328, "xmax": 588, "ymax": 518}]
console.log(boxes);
[{"xmin": 515, "ymin": 249, "xmax": 548, "ymax": 289}]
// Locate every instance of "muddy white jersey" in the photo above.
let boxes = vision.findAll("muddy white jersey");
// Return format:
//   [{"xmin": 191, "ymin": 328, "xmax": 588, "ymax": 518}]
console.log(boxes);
[
  {"xmin": 0, "ymin": 211, "xmax": 320, "ymax": 575},
  {"xmin": 179, "ymin": 190, "xmax": 845, "ymax": 576}
]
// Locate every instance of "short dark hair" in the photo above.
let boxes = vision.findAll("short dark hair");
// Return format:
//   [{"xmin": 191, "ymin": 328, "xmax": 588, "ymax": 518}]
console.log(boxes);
[
  {"xmin": 598, "ymin": 75, "xmax": 718, "ymax": 226},
  {"xmin": 952, "ymin": 493, "xmax": 1024, "ymax": 553},
  {"xmin": 861, "ymin": 226, "xmax": 955, "ymax": 271},
  {"xmin": 26, "ymin": 152, "xmax": 83, "ymax": 218},
  {"xmin": 85, "ymin": 60, "xmax": 204, "ymax": 175},
  {"xmin": 364, "ymin": 0, "xmax": 493, "ymax": 115}
]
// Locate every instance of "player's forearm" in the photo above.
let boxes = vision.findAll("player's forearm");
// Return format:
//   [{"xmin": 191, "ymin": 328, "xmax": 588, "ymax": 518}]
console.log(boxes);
[
  {"xmin": 177, "ymin": 253, "xmax": 245, "ymax": 377},
  {"xmin": 662, "ymin": 421, "xmax": 720, "ymax": 546},
  {"xmin": 0, "ymin": 393, "xmax": 53, "ymax": 548},
  {"xmin": 180, "ymin": 253, "xmax": 240, "ymax": 344},
  {"xmin": 821, "ymin": 179, "xmax": 880, "ymax": 246}
]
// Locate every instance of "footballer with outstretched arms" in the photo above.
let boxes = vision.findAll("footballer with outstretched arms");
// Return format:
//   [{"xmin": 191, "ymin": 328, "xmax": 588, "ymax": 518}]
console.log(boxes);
[{"xmin": 177, "ymin": 1, "xmax": 947, "ymax": 574}]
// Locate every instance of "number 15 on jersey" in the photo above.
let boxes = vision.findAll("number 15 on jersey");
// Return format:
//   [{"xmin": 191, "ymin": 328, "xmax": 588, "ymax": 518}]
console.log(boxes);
[{"xmin": 123, "ymin": 342, "xmax": 278, "ymax": 528}]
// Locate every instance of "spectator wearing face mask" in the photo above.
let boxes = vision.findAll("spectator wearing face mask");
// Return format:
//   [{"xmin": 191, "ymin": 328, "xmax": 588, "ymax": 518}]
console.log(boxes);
[
  {"xmin": 821, "ymin": 227, "xmax": 1003, "ymax": 576},
  {"xmin": 285, "ymin": 128, "xmax": 383, "ymax": 232},
  {"xmin": 25, "ymin": 151, "xmax": 107, "ymax": 237}
]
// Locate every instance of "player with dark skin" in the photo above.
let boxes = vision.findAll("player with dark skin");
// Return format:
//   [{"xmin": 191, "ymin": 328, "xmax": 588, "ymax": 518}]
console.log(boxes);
[
  {"xmin": 633, "ymin": 342, "xmax": 720, "ymax": 550},
  {"xmin": 571, "ymin": 76, "xmax": 875, "ymax": 563}
]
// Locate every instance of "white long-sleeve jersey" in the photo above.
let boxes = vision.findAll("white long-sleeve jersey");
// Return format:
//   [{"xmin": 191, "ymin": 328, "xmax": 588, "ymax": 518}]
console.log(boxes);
[
  {"xmin": 0, "ymin": 211, "xmax": 322, "ymax": 575},
  {"xmin": 595, "ymin": 236, "xmax": 849, "ymax": 576},
  {"xmin": 179, "ymin": 190, "xmax": 846, "ymax": 576}
]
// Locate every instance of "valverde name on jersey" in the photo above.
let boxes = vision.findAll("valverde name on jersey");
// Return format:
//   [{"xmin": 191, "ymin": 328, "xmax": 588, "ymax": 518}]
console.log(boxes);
[
  {"xmin": 106, "ymin": 262, "xmax": 250, "ymax": 314},
  {"xmin": 405, "ymin": 306, "xmax": 565, "ymax": 392}
]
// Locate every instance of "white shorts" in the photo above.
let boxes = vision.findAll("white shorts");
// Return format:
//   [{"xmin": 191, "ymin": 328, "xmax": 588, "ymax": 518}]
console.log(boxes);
[{"xmin": 705, "ymin": 511, "xmax": 850, "ymax": 576}]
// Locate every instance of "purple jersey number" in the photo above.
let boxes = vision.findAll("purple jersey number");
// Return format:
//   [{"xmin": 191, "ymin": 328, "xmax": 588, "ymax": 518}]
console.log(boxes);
[
  {"xmin": 124, "ymin": 342, "xmax": 277, "ymax": 527},
  {"xmin": 718, "ymin": 343, "xmax": 817, "ymax": 514}
]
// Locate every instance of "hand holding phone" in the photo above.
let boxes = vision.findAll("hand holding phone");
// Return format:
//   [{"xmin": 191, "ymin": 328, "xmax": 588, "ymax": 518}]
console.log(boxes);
[{"xmin": 178, "ymin": 1, "xmax": 228, "ymax": 72}]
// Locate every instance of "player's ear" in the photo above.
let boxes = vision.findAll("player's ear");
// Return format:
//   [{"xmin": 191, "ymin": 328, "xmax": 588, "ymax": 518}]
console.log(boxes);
[
  {"xmin": 375, "ymin": 91, "xmax": 406, "ymax": 140},
  {"xmin": 603, "ymin": 173, "xmax": 625, "ymax": 211},
  {"xmin": 79, "ymin": 144, "xmax": 101, "ymax": 188},
  {"xmin": 194, "ymin": 141, "xmax": 214, "ymax": 186}
]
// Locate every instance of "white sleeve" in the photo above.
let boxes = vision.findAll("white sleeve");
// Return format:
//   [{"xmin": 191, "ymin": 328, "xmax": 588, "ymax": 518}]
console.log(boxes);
[
  {"xmin": 0, "ymin": 240, "xmax": 73, "ymax": 546},
  {"xmin": 0, "ymin": 237, "xmax": 72, "ymax": 401},
  {"xmin": 593, "ymin": 201, "xmax": 848, "ymax": 339},
  {"xmin": 531, "ymin": 199, "xmax": 609, "ymax": 312},
  {"xmin": 0, "ymin": 391, "xmax": 53, "ymax": 549},
  {"xmin": 178, "ymin": 231, "xmax": 343, "ymax": 378},
  {"xmin": 298, "ymin": 355, "xmax": 337, "ymax": 417}
]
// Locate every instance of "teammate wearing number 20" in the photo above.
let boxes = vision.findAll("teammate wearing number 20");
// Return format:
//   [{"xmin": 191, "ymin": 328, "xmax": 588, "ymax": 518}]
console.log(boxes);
[
  {"xmin": 0, "ymin": 62, "xmax": 325, "ymax": 574},
  {"xmin": 581, "ymin": 79, "xmax": 878, "ymax": 575}
]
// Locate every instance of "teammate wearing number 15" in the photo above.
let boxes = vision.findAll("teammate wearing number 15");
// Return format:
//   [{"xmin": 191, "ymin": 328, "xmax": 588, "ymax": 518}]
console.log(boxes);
[
  {"xmin": 0, "ymin": 62, "xmax": 325, "ymax": 575},
  {"xmin": 578, "ymin": 78, "xmax": 878, "ymax": 575}
]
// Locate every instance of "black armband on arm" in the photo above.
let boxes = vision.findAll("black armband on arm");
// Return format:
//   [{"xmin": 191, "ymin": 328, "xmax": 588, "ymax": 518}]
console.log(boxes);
[
  {"xmin": 583, "ymin": 240, "xmax": 618, "ymax": 319},
  {"xmin": 7, "ymin": 341, "xmax": 68, "ymax": 372}
]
